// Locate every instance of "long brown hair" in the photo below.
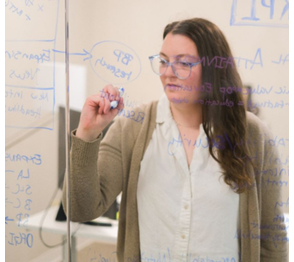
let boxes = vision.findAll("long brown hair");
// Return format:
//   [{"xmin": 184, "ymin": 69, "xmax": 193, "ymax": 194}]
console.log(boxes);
[{"xmin": 163, "ymin": 18, "xmax": 252, "ymax": 193}]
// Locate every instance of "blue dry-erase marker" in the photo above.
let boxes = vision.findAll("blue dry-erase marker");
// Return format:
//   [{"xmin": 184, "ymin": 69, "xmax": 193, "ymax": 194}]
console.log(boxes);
[{"xmin": 110, "ymin": 87, "xmax": 124, "ymax": 109}]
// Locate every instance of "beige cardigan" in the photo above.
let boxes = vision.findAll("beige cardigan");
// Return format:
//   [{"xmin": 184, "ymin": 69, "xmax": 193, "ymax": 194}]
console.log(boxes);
[{"xmin": 63, "ymin": 101, "xmax": 288, "ymax": 262}]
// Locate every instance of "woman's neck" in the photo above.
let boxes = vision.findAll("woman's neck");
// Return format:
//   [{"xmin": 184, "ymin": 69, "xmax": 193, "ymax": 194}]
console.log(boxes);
[{"xmin": 170, "ymin": 102, "xmax": 202, "ymax": 129}]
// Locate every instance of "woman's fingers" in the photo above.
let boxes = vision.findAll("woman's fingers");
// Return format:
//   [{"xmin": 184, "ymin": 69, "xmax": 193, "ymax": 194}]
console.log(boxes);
[
  {"xmin": 100, "ymin": 85, "xmax": 124, "ymax": 114},
  {"xmin": 102, "ymin": 85, "xmax": 120, "ymax": 103},
  {"xmin": 76, "ymin": 85, "xmax": 124, "ymax": 142},
  {"xmin": 84, "ymin": 84, "xmax": 123, "ymax": 117},
  {"xmin": 98, "ymin": 97, "xmax": 105, "ymax": 115},
  {"xmin": 116, "ymin": 97, "xmax": 124, "ymax": 111},
  {"xmin": 87, "ymin": 86, "xmax": 118, "ymax": 115},
  {"xmin": 103, "ymin": 96, "xmax": 111, "ymax": 114}
]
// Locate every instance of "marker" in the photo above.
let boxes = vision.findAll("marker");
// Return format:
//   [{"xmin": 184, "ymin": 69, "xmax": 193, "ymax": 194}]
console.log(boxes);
[{"xmin": 110, "ymin": 87, "xmax": 124, "ymax": 109}]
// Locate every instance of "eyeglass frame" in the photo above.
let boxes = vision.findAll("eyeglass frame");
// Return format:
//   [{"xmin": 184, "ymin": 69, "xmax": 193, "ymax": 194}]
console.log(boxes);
[{"xmin": 148, "ymin": 54, "xmax": 201, "ymax": 80}]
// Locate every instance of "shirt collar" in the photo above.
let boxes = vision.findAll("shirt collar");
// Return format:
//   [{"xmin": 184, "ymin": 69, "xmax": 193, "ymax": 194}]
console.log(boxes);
[
  {"xmin": 156, "ymin": 93, "xmax": 172, "ymax": 124},
  {"xmin": 156, "ymin": 93, "xmax": 206, "ymax": 139}
]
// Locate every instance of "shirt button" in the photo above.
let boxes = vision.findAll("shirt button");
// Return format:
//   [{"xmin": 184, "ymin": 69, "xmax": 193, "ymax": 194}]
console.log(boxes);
[
  {"xmin": 181, "ymin": 234, "xmax": 185, "ymax": 239},
  {"xmin": 184, "ymin": 205, "xmax": 189, "ymax": 210}
]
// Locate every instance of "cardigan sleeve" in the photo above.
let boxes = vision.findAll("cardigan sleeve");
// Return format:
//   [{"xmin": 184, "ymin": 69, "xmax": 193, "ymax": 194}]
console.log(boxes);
[
  {"xmin": 62, "ymin": 118, "xmax": 124, "ymax": 222},
  {"xmin": 247, "ymin": 113, "xmax": 289, "ymax": 261},
  {"xmin": 260, "ymin": 133, "xmax": 288, "ymax": 261}
]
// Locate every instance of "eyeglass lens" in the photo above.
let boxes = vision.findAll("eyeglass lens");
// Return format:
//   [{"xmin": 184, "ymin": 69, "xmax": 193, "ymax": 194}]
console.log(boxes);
[{"xmin": 151, "ymin": 56, "xmax": 191, "ymax": 79}]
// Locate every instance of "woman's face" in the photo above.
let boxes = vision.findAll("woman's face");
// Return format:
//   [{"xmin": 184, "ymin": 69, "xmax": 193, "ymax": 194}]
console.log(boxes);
[{"xmin": 159, "ymin": 33, "xmax": 202, "ymax": 105}]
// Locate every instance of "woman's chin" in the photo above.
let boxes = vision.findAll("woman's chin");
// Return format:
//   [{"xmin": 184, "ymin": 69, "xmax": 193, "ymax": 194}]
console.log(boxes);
[
  {"xmin": 165, "ymin": 92, "xmax": 202, "ymax": 107},
  {"xmin": 165, "ymin": 92, "xmax": 189, "ymax": 105}
]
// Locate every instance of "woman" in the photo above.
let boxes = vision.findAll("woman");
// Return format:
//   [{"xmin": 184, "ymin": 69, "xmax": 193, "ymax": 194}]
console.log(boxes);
[{"xmin": 63, "ymin": 18, "xmax": 288, "ymax": 261}]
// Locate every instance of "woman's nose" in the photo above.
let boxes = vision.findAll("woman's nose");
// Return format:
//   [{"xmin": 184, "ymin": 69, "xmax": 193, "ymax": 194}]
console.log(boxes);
[{"xmin": 164, "ymin": 63, "xmax": 176, "ymax": 78}]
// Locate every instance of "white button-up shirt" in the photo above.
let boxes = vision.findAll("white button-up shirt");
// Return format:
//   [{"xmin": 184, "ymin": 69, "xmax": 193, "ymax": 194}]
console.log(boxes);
[{"xmin": 137, "ymin": 94, "xmax": 240, "ymax": 262}]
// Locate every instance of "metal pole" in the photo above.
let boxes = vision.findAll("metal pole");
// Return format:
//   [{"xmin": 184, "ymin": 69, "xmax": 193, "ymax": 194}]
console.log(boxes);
[{"xmin": 64, "ymin": 0, "xmax": 71, "ymax": 260}]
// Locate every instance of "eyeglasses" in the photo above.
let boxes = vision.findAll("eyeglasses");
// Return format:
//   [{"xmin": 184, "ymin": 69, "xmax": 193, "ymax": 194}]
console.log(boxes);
[{"xmin": 148, "ymin": 54, "xmax": 200, "ymax": 80}]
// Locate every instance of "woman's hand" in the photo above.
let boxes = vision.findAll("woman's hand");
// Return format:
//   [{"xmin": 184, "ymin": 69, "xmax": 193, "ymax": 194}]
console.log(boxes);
[{"xmin": 76, "ymin": 84, "xmax": 124, "ymax": 142}]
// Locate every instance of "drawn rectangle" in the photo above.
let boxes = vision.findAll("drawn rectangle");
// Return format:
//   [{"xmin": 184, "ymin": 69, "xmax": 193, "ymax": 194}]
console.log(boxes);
[
  {"xmin": 230, "ymin": 0, "xmax": 289, "ymax": 28},
  {"xmin": 5, "ymin": 86, "xmax": 55, "ymax": 130},
  {"xmin": 5, "ymin": 41, "xmax": 55, "ymax": 88}
]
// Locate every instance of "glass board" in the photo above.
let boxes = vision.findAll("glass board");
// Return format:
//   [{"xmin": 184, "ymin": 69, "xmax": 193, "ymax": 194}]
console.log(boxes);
[{"xmin": 5, "ymin": 0, "xmax": 289, "ymax": 261}]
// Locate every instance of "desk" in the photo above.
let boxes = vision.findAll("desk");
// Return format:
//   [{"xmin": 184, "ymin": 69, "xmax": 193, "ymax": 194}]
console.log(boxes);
[{"xmin": 25, "ymin": 206, "xmax": 118, "ymax": 262}]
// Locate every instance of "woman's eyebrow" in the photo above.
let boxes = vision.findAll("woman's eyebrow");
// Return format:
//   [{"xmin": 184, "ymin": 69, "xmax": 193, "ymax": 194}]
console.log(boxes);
[
  {"xmin": 159, "ymin": 52, "xmax": 197, "ymax": 60},
  {"xmin": 159, "ymin": 52, "xmax": 168, "ymax": 58}
]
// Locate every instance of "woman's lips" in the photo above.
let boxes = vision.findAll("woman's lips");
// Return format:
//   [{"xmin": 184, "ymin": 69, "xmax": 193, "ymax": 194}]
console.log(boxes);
[{"xmin": 165, "ymin": 84, "xmax": 182, "ymax": 90}]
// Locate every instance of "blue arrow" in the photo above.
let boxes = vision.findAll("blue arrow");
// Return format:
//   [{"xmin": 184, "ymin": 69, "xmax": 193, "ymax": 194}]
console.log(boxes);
[
  {"xmin": 5, "ymin": 216, "xmax": 14, "ymax": 224},
  {"xmin": 52, "ymin": 48, "xmax": 93, "ymax": 61}
]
